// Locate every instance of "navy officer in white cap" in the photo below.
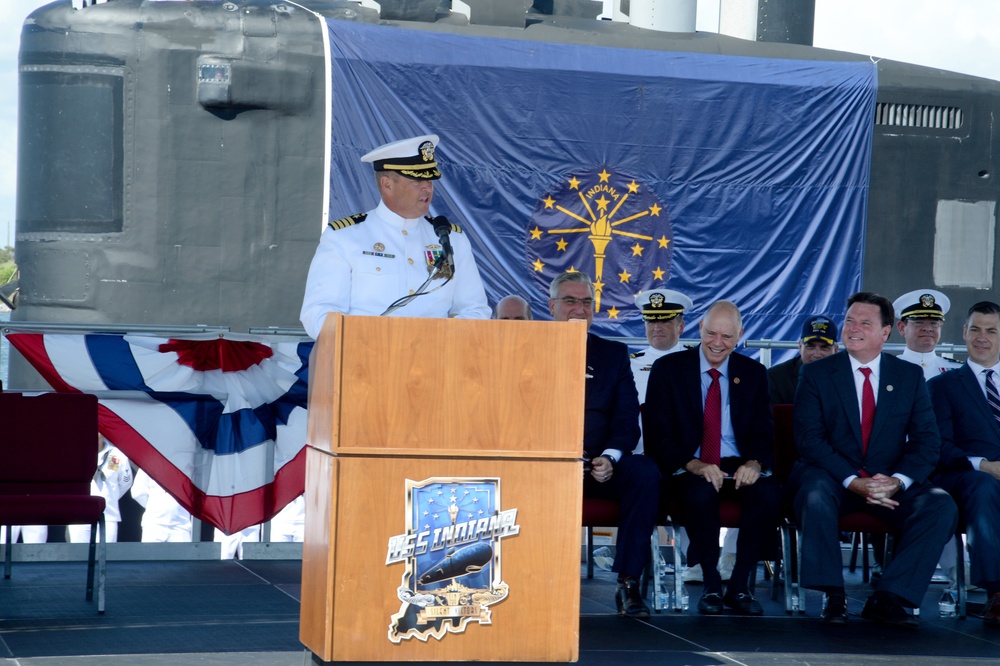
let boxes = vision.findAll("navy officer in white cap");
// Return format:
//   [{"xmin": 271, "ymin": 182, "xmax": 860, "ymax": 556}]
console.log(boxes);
[
  {"xmin": 893, "ymin": 289, "xmax": 961, "ymax": 379},
  {"xmin": 300, "ymin": 134, "xmax": 490, "ymax": 338},
  {"xmin": 629, "ymin": 288, "xmax": 694, "ymax": 416}
]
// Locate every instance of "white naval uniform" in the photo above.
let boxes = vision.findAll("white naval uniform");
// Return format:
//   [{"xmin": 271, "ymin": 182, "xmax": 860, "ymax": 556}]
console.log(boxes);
[
  {"xmin": 629, "ymin": 342, "xmax": 685, "ymax": 455},
  {"xmin": 299, "ymin": 201, "xmax": 491, "ymax": 339},
  {"xmin": 67, "ymin": 442, "xmax": 134, "ymax": 544},
  {"xmin": 897, "ymin": 348, "xmax": 961, "ymax": 381},
  {"xmin": 131, "ymin": 469, "xmax": 193, "ymax": 543}
]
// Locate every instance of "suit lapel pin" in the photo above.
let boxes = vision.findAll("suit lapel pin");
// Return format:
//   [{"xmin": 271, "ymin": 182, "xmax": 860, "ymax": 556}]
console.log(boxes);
[
  {"xmin": 733, "ymin": 377, "xmax": 740, "ymax": 384},
  {"xmin": 886, "ymin": 385, "xmax": 893, "ymax": 392}
]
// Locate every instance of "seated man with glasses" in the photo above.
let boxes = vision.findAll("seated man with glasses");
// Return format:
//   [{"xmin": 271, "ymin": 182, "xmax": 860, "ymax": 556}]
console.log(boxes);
[{"xmin": 548, "ymin": 271, "xmax": 661, "ymax": 618}]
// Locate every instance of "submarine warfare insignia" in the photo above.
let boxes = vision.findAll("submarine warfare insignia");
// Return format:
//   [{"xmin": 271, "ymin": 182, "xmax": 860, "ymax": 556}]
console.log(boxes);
[{"xmin": 386, "ymin": 477, "xmax": 520, "ymax": 643}]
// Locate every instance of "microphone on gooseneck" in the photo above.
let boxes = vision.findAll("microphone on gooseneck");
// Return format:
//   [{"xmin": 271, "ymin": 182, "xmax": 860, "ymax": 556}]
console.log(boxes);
[{"xmin": 432, "ymin": 215, "xmax": 455, "ymax": 273}]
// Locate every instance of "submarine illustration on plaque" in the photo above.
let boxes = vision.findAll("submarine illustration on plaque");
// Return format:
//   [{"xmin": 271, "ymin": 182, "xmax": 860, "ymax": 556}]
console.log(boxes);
[{"xmin": 418, "ymin": 542, "xmax": 494, "ymax": 585}]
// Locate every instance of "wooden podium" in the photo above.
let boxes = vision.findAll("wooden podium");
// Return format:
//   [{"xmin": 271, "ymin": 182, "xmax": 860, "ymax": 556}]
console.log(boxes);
[{"xmin": 300, "ymin": 314, "xmax": 587, "ymax": 662}]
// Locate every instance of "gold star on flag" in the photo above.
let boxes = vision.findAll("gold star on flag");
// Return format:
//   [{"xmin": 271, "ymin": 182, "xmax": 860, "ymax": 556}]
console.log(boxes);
[
  {"xmin": 598, "ymin": 169, "xmax": 611, "ymax": 183},
  {"xmin": 652, "ymin": 266, "xmax": 665, "ymax": 280},
  {"xmin": 607, "ymin": 306, "xmax": 620, "ymax": 319},
  {"xmin": 595, "ymin": 195, "xmax": 611, "ymax": 212},
  {"xmin": 649, "ymin": 203, "xmax": 662, "ymax": 216},
  {"xmin": 530, "ymin": 226, "xmax": 543, "ymax": 240},
  {"xmin": 627, "ymin": 180, "xmax": 639, "ymax": 193},
  {"xmin": 630, "ymin": 243, "xmax": 644, "ymax": 257},
  {"xmin": 532, "ymin": 258, "xmax": 545, "ymax": 272},
  {"xmin": 657, "ymin": 236, "xmax": 670, "ymax": 248},
  {"xmin": 593, "ymin": 279, "xmax": 604, "ymax": 291},
  {"xmin": 556, "ymin": 237, "xmax": 568, "ymax": 251},
  {"xmin": 618, "ymin": 269, "xmax": 631, "ymax": 283},
  {"xmin": 568, "ymin": 176, "xmax": 580, "ymax": 190},
  {"xmin": 543, "ymin": 195, "xmax": 555, "ymax": 209},
  {"xmin": 568, "ymin": 266, "xmax": 577, "ymax": 273}
]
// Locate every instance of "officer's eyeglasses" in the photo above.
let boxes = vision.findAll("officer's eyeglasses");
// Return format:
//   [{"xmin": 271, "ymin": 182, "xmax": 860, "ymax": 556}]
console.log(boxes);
[{"xmin": 558, "ymin": 296, "xmax": 594, "ymax": 308}]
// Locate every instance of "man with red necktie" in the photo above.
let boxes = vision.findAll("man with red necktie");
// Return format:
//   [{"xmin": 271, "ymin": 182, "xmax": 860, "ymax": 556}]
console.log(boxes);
[
  {"xmin": 643, "ymin": 300, "xmax": 781, "ymax": 616},
  {"xmin": 790, "ymin": 291, "xmax": 957, "ymax": 627}
]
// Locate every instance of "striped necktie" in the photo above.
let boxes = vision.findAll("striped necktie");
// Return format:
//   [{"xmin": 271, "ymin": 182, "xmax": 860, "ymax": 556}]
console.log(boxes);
[{"xmin": 984, "ymin": 369, "xmax": 1000, "ymax": 428}]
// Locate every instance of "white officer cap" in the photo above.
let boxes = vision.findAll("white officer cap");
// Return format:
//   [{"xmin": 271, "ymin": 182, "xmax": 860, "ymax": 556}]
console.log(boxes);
[
  {"xmin": 634, "ymin": 288, "xmax": 693, "ymax": 321},
  {"xmin": 361, "ymin": 134, "xmax": 441, "ymax": 180},
  {"xmin": 893, "ymin": 289, "xmax": 950, "ymax": 321}
]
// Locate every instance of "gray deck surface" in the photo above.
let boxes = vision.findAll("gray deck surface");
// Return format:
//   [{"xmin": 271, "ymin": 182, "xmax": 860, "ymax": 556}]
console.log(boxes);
[{"xmin": 2, "ymin": 558, "xmax": 1000, "ymax": 665}]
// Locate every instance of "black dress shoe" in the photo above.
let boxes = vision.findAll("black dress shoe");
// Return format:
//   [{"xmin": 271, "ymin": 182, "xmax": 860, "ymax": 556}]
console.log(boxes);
[
  {"xmin": 697, "ymin": 591, "xmax": 724, "ymax": 615},
  {"xmin": 724, "ymin": 590, "xmax": 764, "ymax": 616},
  {"xmin": 819, "ymin": 593, "xmax": 848, "ymax": 625},
  {"xmin": 615, "ymin": 577, "xmax": 650, "ymax": 619},
  {"xmin": 861, "ymin": 593, "xmax": 917, "ymax": 628}
]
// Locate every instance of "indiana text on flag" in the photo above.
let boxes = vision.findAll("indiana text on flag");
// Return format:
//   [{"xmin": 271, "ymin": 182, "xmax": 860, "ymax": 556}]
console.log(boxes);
[{"xmin": 6, "ymin": 332, "xmax": 312, "ymax": 534}]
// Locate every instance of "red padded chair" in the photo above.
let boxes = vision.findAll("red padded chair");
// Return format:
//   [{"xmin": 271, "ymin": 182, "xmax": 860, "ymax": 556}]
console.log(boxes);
[
  {"xmin": 581, "ymin": 498, "xmax": 620, "ymax": 579},
  {"xmin": 0, "ymin": 392, "xmax": 107, "ymax": 613}
]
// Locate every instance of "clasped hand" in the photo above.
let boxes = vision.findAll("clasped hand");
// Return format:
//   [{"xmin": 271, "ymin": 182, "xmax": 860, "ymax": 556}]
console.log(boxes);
[{"xmin": 851, "ymin": 473, "xmax": 901, "ymax": 509}]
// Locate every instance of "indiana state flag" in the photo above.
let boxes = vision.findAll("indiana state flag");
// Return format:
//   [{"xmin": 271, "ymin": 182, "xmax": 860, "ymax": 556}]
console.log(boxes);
[
  {"xmin": 6, "ymin": 332, "xmax": 311, "ymax": 534},
  {"xmin": 323, "ymin": 19, "xmax": 876, "ymax": 342}
]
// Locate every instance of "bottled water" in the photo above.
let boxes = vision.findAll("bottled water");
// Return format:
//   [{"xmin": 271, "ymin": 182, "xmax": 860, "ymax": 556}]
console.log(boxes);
[
  {"xmin": 658, "ymin": 590, "xmax": 672, "ymax": 610},
  {"xmin": 938, "ymin": 590, "xmax": 957, "ymax": 618},
  {"xmin": 679, "ymin": 585, "xmax": 690, "ymax": 611},
  {"xmin": 592, "ymin": 546, "xmax": 614, "ymax": 571}
]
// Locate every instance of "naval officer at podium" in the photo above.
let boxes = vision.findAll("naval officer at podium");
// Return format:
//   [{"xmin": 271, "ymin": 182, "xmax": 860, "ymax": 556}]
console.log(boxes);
[{"xmin": 300, "ymin": 134, "xmax": 490, "ymax": 337}]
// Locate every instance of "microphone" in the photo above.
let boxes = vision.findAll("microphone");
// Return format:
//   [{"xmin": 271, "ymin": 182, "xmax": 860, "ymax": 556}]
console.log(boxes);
[{"xmin": 431, "ymin": 215, "xmax": 455, "ymax": 273}]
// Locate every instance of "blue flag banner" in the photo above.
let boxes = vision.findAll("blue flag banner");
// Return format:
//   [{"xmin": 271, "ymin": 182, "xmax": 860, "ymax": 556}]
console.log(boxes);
[{"xmin": 324, "ymin": 19, "xmax": 876, "ymax": 343}]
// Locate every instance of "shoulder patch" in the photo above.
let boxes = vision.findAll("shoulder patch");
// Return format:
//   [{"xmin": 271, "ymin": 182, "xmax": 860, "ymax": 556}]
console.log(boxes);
[
  {"xmin": 328, "ymin": 212, "xmax": 367, "ymax": 231},
  {"xmin": 630, "ymin": 351, "xmax": 645, "ymax": 359},
  {"xmin": 424, "ymin": 215, "xmax": 463, "ymax": 234}
]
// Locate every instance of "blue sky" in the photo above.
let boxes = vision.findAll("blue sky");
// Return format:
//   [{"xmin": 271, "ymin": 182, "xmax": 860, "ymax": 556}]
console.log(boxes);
[{"xmin": 1, "ymin": 0, "xmax": 998, "ymax": 250}]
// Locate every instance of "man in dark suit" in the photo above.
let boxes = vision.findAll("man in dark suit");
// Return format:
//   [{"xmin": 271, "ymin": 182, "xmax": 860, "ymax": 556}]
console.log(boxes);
[
  {"xmin": 644, "ymin": 300, "xmax": 781, "ymax": 615},
  {"xmin": 768, "ymin": 315, "xmax": 839, "ymax": 405},
  {"xmin": 927, "ymin": 300, "xmax": 1000, "ymax": 624},
  {"xmin": 790, "ymin": 291, "xmax": 957, "ymax": 627},
  {"xmin": 548, "ymin": 271, "xmax": 661, "ymax": 618}
]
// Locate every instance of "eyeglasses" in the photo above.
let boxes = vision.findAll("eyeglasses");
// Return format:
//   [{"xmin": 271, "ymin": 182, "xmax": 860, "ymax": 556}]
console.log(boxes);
[{"xmin": 558, "ymin": 296, "xmax": 594, "ymax": 308}]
